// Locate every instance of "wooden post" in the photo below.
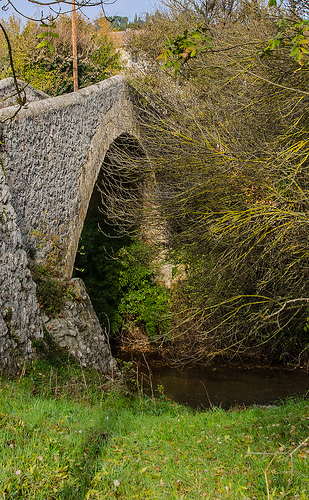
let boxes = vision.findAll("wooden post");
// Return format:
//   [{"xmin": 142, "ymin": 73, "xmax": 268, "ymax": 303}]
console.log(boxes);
[{"xmin": 72, "ymin": 0, "xmax": 78, "ymax": 91}]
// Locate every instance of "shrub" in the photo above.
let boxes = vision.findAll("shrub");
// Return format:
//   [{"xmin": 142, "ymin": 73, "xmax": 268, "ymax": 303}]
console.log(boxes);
[{"xmin": 31, "ymin": 264, "xmax": 65, "ymax": 317}]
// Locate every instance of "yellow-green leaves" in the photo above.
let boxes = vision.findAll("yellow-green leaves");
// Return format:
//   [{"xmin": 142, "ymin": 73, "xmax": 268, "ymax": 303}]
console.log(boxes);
[
  {"xmin": 290, "ymin": 21, "xmax": 309, "ymax": 66},
  {"xmin": 260, "ymin": 19, "xmax": 309, "ymax": 67},
  {"xmin": 158, "ymin": 26, "xmax": 212, "ymax": 77},
  {"xmin": 36, "ymin": 22, "xmax": 59, "ymax": 55}
]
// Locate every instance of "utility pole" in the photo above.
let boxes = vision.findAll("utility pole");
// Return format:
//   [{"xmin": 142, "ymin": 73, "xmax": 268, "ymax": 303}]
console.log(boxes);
[{"xmin": 72, "ymin": 0, "xmax": 78, "ymax": 91}]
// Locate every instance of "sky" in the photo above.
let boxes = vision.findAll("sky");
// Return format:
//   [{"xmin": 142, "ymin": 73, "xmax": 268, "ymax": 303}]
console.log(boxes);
[{"xmin": 0, "ymin": 0, "xmax": 163, "ymax": 22}]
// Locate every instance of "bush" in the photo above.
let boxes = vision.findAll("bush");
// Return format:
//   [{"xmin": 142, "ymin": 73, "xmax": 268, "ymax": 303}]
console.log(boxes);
[
  {"xmin": 74, "ymin": 218, "xmax": 171, "ymax": 339},
  {"xmin": 122, "ymin": 0, "xmax": 309, "ymax": 365},
  {"xmin": 31, "ymin": 264, "xmax": 65, "ymax": 317}
]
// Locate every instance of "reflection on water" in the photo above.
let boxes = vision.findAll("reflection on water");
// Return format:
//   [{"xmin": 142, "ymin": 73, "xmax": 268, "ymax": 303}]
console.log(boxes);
[
  {"xmin": 118, "ymin": 353, "xmax": 309, "ymax": 409},
  {"xmin": 149, "ymin": 364, "xmax": 309, "ymax": 409}
]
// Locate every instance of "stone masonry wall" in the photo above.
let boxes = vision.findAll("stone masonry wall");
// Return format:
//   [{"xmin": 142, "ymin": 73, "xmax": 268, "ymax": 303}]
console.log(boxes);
[
  {"xmin": 0, "ymin": 76, "xmax": 140, "ymax": 278},
  {"xmin": 0, "ymin": 170, "xmax": 44, "ymax": 372}
]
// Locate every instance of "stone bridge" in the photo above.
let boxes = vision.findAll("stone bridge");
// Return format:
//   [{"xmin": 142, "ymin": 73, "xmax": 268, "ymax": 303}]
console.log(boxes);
[
  {"xmin": 0, "ymin": 75, "xmax": 140, "ymax": 276},
  {"xmin": 0, "ymin": 76, "xmax": 141, "ymax": 373}
]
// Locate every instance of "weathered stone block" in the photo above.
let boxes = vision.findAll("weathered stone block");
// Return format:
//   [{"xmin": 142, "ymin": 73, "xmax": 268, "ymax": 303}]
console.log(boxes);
[{"xmin": 43, "ymin": 278, "xmax": 117, "ymax": 374}]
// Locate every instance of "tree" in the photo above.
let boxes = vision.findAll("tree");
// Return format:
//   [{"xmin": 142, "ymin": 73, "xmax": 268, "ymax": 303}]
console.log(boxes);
[
  {"xmin": 93, "ymin": 14, "xmax": 113, "ymax": 35},
  {"xmin": 106, "ymin": 15, "xmax": 129, "ymax": 31},
  {"xmin": 0, "ymin": 1, "xmax": 116, "ymax": 103},
  {"xmin": 121, "ymin": 0, "xmax": 309, "ymax": 366},
  {"xmin": 0, "ymin": 12, "xmax": 121, "ymax": 96}
]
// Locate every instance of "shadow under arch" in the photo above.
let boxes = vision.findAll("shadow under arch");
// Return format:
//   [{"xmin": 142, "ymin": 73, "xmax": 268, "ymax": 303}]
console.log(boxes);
[
  {"xmin": 64, "ymin": 129, "xmax": 144, "ymax": 279},
  {"xmin": 73, "ymin": 132, "xmax": 147, "ymax": 333},
  {"xmin": 96, "ymin": 132, "xmax": 146, "ymax": 234}
]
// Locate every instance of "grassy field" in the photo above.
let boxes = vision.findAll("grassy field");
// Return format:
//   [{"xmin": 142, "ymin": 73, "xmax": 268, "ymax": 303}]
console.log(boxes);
[{"xmin": 0, "ymin": 357, "xmax": 309, "ymax": 499}]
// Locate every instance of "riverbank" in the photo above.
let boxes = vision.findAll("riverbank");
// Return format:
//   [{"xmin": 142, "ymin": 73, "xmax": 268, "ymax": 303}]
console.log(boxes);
[{"xmin": 1, "ymin": 357, "xmax": 309, "ymax": 499}]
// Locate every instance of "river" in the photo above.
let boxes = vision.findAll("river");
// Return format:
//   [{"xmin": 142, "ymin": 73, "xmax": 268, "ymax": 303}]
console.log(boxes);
[{"xmin": 115, "ymin": 352, "xmax": 309, "ymax": 409}]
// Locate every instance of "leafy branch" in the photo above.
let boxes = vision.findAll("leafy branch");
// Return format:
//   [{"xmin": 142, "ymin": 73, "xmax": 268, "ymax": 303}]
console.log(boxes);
[
  {"xmin": 157, "ymin": 25, "xmax": 212, "ymax": 76},
  {"xmin": 260, "ymin": 18, "xmax": 309, "ymax": 66},
  {"xmin": 159, "ymin": 0, "xmax": 309, "ymax": 79},
  {"xmin": 36, "ymin": 19, "xmax": 59, "ymax": 55},
  {"xmin": 265, "ymin": 0, "xmax": 309, "ymax": 65}
]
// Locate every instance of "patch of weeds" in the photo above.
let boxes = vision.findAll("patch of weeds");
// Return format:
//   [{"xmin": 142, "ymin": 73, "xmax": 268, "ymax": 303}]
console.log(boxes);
[
  {"xmin": 74, "ymin": 214, "xmax": 171, "ymax": 339},
  {"xmin": 65, "ymin": 285, "xmax": 78, "ymax": 301},
  {"xmin": 116, "ymin": 359, "xmax": 138, "ymax": 394},
  {"xmin": 31, "ymin": 264, "xmax": 65, "ymax": 317},
  {"xmin": 30, "ymin": 226, "xmax": 66, "ymax": 275},
  {"xmin": 18, "ymin": 339, "xmax": 116, "ymax": 405}
]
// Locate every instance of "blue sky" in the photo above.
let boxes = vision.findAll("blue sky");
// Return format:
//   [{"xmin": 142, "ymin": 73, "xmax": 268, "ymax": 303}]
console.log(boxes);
[{"xmin": 0, "ymin": 0, "xmax": 163, "ymax": 22}]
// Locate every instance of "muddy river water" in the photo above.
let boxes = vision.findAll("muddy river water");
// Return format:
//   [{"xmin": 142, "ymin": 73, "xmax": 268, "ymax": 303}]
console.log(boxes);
[{"xmin": 115, "ymin": 352, "xmax": 309, "ymax": 409}]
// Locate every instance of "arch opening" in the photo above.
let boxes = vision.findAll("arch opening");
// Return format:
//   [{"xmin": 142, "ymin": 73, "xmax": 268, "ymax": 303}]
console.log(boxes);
[{"xmin": 73, "ymin": 133, "xmax": 147, "ymax": 334}]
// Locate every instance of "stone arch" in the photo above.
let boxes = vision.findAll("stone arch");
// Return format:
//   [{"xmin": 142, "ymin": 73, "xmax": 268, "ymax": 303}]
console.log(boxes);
[
  {"xmin": 64, "ymin": 130, "xmax": 144, "ymax": 278},
  {"xmin": 0, "ymin": 76, "xmax": 143, "ymax": 278},
  {"xmin": 0, "ymin": 76, "xmax": 145, "ymax": 373}
]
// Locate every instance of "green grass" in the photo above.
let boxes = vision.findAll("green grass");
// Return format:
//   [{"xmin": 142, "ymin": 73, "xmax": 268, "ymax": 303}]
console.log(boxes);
[{"xmin": 0, "ymin": 358, "xmax": 309, "ymax": 499}]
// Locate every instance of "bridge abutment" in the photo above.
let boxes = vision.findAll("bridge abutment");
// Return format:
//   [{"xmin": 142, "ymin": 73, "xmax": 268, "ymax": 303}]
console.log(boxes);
[{"xmin": 0, "ymin": 76, "xmax": 141, "ymax": 372}]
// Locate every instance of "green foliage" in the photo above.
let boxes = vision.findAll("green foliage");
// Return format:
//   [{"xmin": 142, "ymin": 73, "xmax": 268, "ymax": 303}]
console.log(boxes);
[
  {"xmin": 106, "ymin": 15, "xmax": 129, "ymax": 31},
  {"xmin": 159, "ymin": 25, "xmax": 212, "ymax": 76},
  {"xmin": 31, "ymin": 265, "xmax": 65, "ymax": 317},
  {"xmin": 117, "ymin": 245, "xmax": 171, "ymax": 338},
  {"xmin": 35, "ymin": 19, "xmax": 59, "ymax": 54},
  {"xmin": 261, "ymin": 19, "xmax": 309, "ymax": 66},
  {"xmin": 74, "ymin": 214, "xmax": 171, "ymax": 339},
  {"xmin": 0, "ymin": 14, "xmax": 121, "ymax": 96}
]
